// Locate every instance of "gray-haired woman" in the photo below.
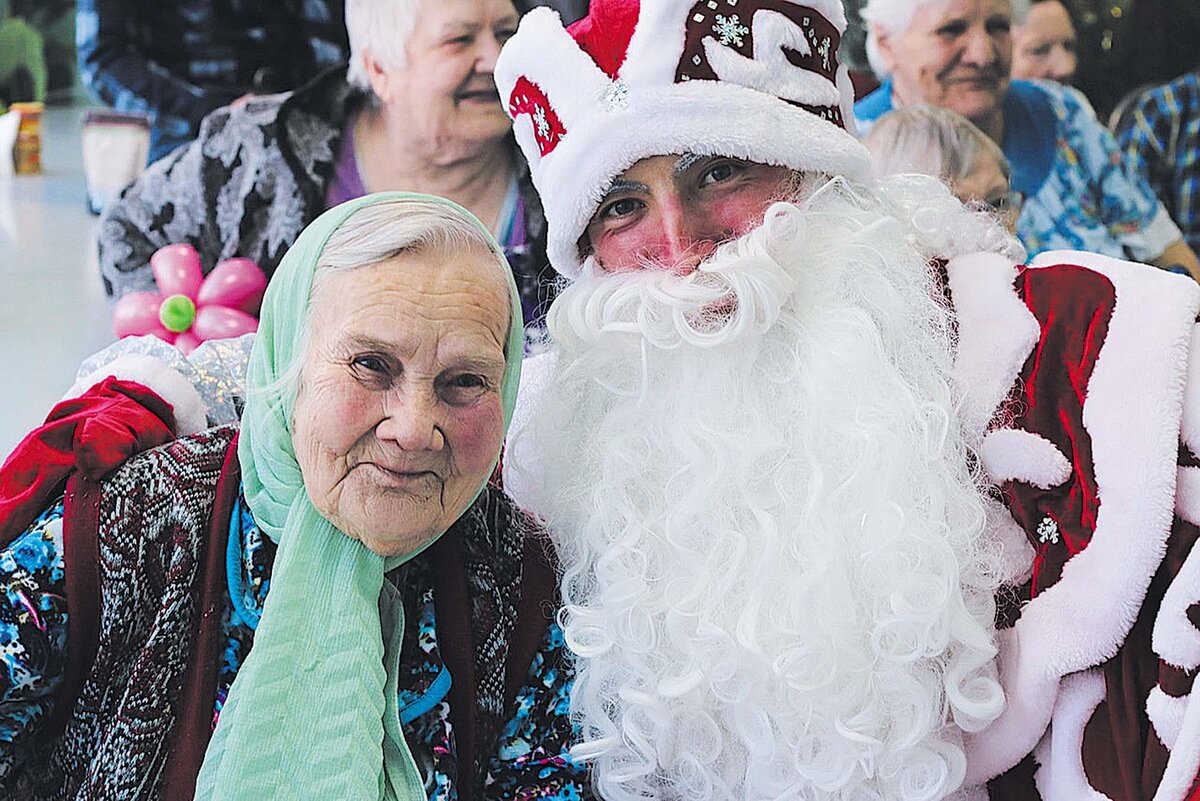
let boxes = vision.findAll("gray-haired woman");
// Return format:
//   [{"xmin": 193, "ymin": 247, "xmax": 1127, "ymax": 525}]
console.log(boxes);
[
  {"xmin": 98, "ymin": 0, "xmax": 557, "ymax": 332},
  {"xmin": 0, "ymin": 194, "xmax": 588, "ymax": 800}
]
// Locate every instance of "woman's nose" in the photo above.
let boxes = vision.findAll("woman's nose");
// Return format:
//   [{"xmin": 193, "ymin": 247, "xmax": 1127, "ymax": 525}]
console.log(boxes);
[
  {"xmin": 962, "ymin": 26, "xmax": 1000, "ymax": 66},
  {"xmin": 375, "ymin": 391, "xmax": 445, "ymax": 451},
  {"xmin": 476, "ymin": 34, "xmax": 504, "ymax": 73},
  {"xmin": 1049, "ymin": 47, "xmax": 1076, "ymax": 81}
]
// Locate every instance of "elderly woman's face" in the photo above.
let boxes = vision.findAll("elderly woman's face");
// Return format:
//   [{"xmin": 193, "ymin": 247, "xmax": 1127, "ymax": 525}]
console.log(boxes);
[
  {"xmin": 383, "ymin": 0, "xmax": 519, "ymax": 151},
  {"xmin": 292, "ymin": 247, "xmax": 510, "ymax": 557},
  {"xmin": 1012, "ymin": 1, "xmax": 1077, "ymax": 83},
  {"xmin": 876, "ymin": 0, "xmax": 1013, "ymax": 128}
]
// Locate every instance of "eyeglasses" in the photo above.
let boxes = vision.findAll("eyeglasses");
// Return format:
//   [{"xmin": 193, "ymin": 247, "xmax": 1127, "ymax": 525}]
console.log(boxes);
[{"xmin": 982, "ymin": 190, "xmax": 1025, "ymax": 218}]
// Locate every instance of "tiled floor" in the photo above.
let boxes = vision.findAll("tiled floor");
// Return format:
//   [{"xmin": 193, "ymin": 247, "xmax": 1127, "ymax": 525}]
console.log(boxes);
[{"xmin": 0, "ymin": 103, "xmax": 115, "ymax": 459}]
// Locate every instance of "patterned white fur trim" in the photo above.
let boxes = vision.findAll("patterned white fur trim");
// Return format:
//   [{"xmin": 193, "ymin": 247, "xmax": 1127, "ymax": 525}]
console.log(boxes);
[
  {"xmin": 946, "ymin": 252, "xmax": 1039, "ymax": 443},
  {"xmin": 964, "ymin": 252, "xmax": 1200, "ymax": 784},
  {"xmin": 1157, "ymin": 471, "xmax": 1200, "ymax": 675},
  {"xmin": 1155, "ymin": 679, "xmax": 1200, "ymax": 801},
  {"xmin": 1033, "ymin": 669, "xmax": 1113, "ymax": 800},
  {"xmin": 979, "ymin": 428, "xmax": 1072, "ymax": 489},
  {"xmin": 1148, "ymin": 687, "xmax": 1189, "ymax": 751},
  {"xmin": 65, "ymin": 353, "xmax": 207, "ymax": 436}
]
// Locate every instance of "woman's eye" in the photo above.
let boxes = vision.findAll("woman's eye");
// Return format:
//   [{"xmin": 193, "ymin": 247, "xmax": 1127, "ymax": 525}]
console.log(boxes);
[
  {"xmin": 441, "ymin": 374, "xmax": 491, "ymax": 404},
  {"xmin": 496, "ymin": 27, "xmax": 517, "ymax": 44},
  {"xmin": 1031, "ymin": 43, "xmax": 1053, "ymax": 57},
  {"xmin": 936, "ymin": 21, "xmax": 968, "ymax": 38},
  {"xmin": 350, "ymin": 355, "xmax": 392, "ymax": 383},
  {"xmin": 985, "ymin": 19, "xmax": 1011, "ymax": 35},
  {"xmin": 447, "ymin": 35, "xmax": 473, "ymax": 46}
]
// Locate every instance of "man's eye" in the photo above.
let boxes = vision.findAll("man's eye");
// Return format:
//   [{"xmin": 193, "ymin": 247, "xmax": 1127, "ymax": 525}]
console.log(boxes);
[
  {"xmin": 700, "ymin": 161, "xmax": 740, "ymax": 186},
  {"xmin": 496, "ymin": 27, "xmax": 517, "ymax": 44},
  {"xmin": 1031, "ymin": 43, "xmax": 1053, "ymax": 57},
  {"xmin": 936, "ymin": 21, "xmax": 968, "ymax": 38},
  {"xmin": 446, "ymin": 35, "xmax": 473, "ymax": 46},
  {"xmin": 598, "ymin": 197, "xmax": 643, "ymax": 220},
  {"xmin": 986, "ymin": 19, "xmax": 1011, "ymax": 35}
]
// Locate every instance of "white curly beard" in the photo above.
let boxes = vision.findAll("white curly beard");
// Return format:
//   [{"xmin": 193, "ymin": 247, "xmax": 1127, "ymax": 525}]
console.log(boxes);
[{"xmin": 507, "ymin": 177, "xmax": 1011, "ymax": 801}]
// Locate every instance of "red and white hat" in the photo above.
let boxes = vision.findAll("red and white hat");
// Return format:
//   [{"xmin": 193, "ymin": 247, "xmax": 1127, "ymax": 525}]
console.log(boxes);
[{"xmin": 496, "ymin": 0, "xmax": 872, "ymax": 278}]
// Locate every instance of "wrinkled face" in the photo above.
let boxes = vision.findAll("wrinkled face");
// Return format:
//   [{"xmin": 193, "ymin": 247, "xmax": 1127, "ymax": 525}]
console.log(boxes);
[
  {"xmin": 373, "ymin": 0, "xmax": 518, "ymax": 149},
  {"xmin": 876, "ymin": 0, "xmax": 1013, "ymax": 129},
  {"xmin": 954, "ymin": 153, "xmax": 1022, "ymax": 232},
  {"xmin": 292, "ymin": 247, "xmax": 510, "ymax": 557},
  {"xmin": 1012, "ymin": 1, "xmax": 1077, "ymax": 83},
  {"xmin": 583, "ymin": 154, "xmax": 798, "ymax": 274}
]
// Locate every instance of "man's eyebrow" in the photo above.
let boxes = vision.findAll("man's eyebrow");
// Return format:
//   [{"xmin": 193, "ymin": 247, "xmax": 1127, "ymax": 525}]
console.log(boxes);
[
  {"xmin": 673, "ymin": 153, "xmax": 707, "ymax": 175},
  {"xmin": 600, "ymin": 178, "xmax": 650, "ymax": 199}
]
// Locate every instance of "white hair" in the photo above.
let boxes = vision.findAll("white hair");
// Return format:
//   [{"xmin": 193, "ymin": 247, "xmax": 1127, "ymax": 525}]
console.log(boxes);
[
  {"xmin": 863, "ymin": 105, "xmax": 1011, "ymax": 190},
  {"xmin": 511, "ymin": 174, "xmax": 1016, "ymax": 800},
  {"xmin": 268, "ymin": 197, "xmax": 511, "ymax": 407},
  {"xmin": 862, "ymin": 0, "xmax": 1032, "ymax": 79},
  {"xmin": 345, "ymin": 0, "xmax": 427, "ymax": 91}
]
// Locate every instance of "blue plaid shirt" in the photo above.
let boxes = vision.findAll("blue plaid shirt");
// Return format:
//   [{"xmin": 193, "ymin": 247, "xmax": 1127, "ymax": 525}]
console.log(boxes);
[
  {"xmin": 1116, "ymin": 70, "xmax": 1200, "ymax": 253},
  {"xmin": 76, "ymin": 0, "xmax": 348, "ymax": 162}
]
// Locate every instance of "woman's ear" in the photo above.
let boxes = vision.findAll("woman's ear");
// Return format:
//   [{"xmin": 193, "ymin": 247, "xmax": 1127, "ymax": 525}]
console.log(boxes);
[
  {"xmin": 871, "ymin": 24, "xmax": 898, "ymax": 73},
  {"xmin": 361, "ymin": 49, "xmax": 392, "ymax": 105}
]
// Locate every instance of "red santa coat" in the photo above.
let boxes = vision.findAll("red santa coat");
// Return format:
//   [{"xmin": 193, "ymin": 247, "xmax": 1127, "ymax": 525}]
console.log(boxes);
[{"xmin": 949, "ymin": 250, "xmax": 1200, "ymax": 801}]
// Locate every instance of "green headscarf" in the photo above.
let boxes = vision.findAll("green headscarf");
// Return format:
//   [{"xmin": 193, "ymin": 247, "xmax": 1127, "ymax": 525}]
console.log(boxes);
[{"xmin": 195, "ymin": 192, "xmax": 524, "ymax": 800}]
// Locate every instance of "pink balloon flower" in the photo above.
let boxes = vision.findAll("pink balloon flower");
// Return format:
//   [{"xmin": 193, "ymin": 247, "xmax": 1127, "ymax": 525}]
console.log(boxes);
[{"xmin": 112, "ymin": 244, "xmax": 267, "ymax": 354}]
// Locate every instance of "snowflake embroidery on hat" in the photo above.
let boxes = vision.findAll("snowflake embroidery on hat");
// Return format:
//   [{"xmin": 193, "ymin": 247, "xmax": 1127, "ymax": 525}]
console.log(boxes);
[
  {"xmin": 815, "ymin": 35, "xmax": 832, "ymax": 70},
  {"xmin": 508, "ymin": 76, "xmax": 567, "ymax": 156},
  {"xmin": 1036, "ymin": 516, "xmax": 1061, "ymax": 545},
  {"xmin": 712, "ymin": 14, "xmax": 749, "ymax": 47},
  {"xmin": 603, "ymin": 79, "xmax": 630, "ymax": 111},
  {"xmin": 532, "ymin": 106, "xmax": 551, "ymax": 138}
]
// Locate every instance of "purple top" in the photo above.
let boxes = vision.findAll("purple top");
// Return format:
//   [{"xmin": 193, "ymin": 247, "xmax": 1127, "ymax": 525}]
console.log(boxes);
[{"xmin": 324, "ymin": 119, "xmax": 527, "ymax": 253}]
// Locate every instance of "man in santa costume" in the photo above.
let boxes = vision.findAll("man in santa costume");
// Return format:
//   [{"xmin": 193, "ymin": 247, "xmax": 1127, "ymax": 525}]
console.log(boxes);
[{"xmin": 494, "ymin": 0, "xmax": 1200, "ymax": 799}]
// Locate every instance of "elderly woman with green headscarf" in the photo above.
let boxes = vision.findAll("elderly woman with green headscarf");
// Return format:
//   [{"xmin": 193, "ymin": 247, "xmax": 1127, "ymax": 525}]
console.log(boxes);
[{"xmin": 0, "ymin": 193, "xmax": 591, "ymax": 800}]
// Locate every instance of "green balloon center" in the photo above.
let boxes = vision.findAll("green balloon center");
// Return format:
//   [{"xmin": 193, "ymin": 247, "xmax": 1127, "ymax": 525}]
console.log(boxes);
[{"xmin": 159, "ymin": 294, "xmax": 196, "ymax": 333}]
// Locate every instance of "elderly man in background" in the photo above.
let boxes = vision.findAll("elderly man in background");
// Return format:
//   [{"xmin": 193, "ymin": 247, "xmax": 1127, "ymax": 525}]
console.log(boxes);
[
  {"xmin": 1116, "ymin": 67, "xmax": 1200, "ymax": 256},
  {"xmin": 496, "ymin": 0, "xmax": 1200, "ymax": 799},
  {"xmin": 99, "ymin": 0, "xmax": 558, "ymax": 334},
  {"xmin": 853, "ymin": 0, "xmax": 1200, "ymax": 281}
]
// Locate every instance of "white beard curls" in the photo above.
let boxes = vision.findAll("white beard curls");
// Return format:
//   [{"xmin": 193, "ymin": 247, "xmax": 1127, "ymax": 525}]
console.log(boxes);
[{"xmin": 511, "ymin": 177, "xmax": 1009, "ymax": 801}]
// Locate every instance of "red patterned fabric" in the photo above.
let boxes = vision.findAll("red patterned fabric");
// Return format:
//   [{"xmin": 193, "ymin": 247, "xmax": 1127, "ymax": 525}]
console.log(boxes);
[
  {"xmin": 508, "ymin": 76, "xmax": 569, "ymax": 156},
  {"xmin": 997, "ymin": 264, "xmax": 1116, "ymax": 600},
  {"xmin": 0, "ymin": 377, "xmax": 176, "ymax": 546},
  {"xmin": 566, "ymin": 0, "xmax": 640, "ymax": 78}
]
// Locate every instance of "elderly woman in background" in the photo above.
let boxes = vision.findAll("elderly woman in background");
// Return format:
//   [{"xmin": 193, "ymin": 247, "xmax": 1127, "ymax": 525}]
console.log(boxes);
[
  {"xmin": 853, "ymin": 0, "xmax": 1200, "ymax": 280},
  {"xmin": 1010, "ymin": 0, "xmax": 1077, "ymax": 84},
  {"xmin": 99, "ymin": 0, "xmax": 558, "ymax": 332},
  {"xmin": 0, "ymin": 194, "xmax": 587, "ymax": 800},
  {"xmin": 863, "ymin": 104, "xmax": 1023, "ymax": 233}
]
